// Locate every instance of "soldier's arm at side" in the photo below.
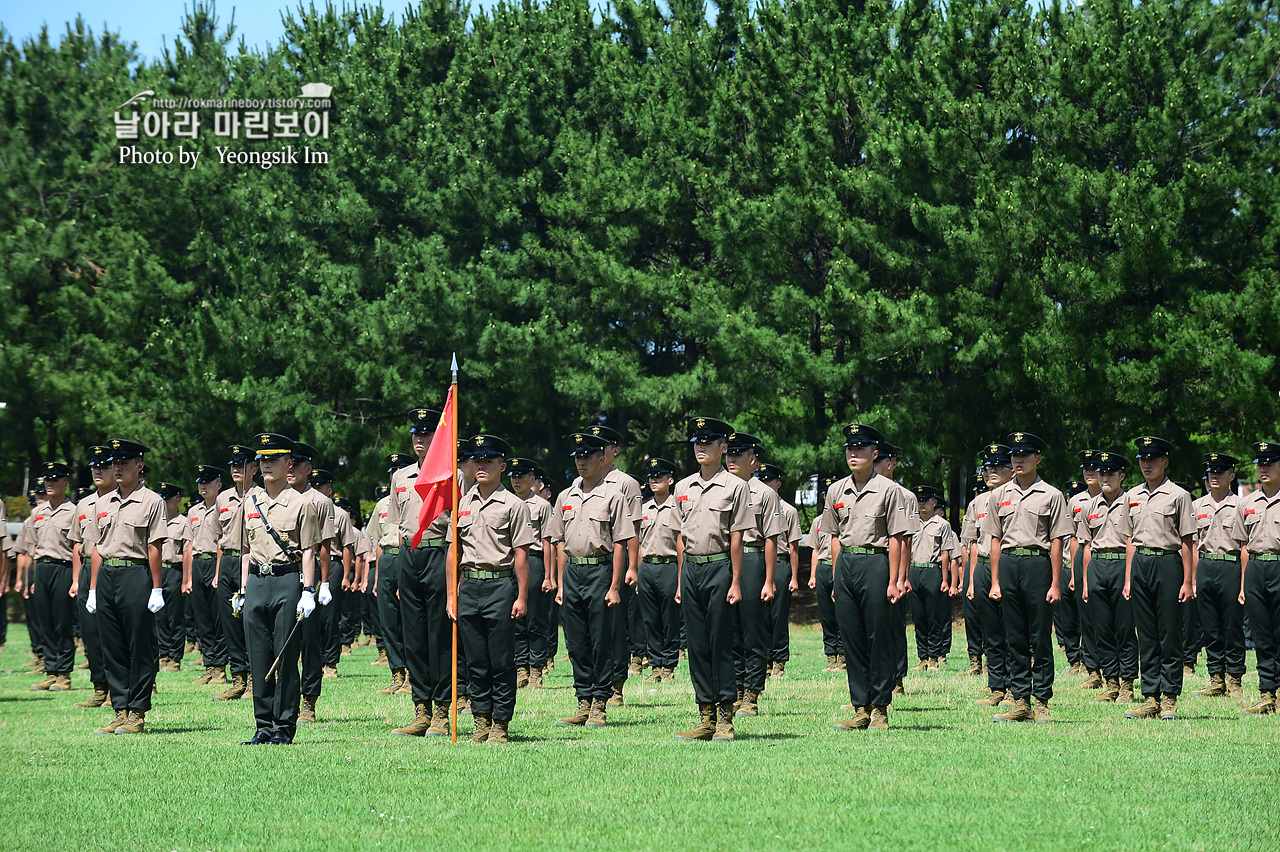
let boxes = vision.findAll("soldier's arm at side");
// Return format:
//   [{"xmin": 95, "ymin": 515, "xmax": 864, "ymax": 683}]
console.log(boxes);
[{"xmin": 512, "ymin": 545, "xmax": 529, "ymax": 619}]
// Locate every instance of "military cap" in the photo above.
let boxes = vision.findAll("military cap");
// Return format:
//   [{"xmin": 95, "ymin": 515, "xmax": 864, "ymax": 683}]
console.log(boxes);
[
  {"xmin": 1064, "ymin": 480, "xmax": 1087, "ymax": 498},
  {"xmin": 1006, "ymin": 432, "xmax": 1046, "ymax": 454},
  {"xmin": 375, "ymin": 483, "xmax": 391, "ymax": 499},
  {"xmin": 688, "ymin": 416, "xmax": 733, "ymax": 443},
  {"xmin": 756, "ymin": 463, "xmax": 785, "ymax": 482},
  {"xmin": 913, "ymin": 484, "xmax": 942, "ymax": 502},
  {"xmin": 158, "ymin": 482, "xmax": 183, "ymax": 500},
  {"xmin": 569, "ymin": 432, "xmax": 609, "ymax": 457},
  {"xmin": 726, "ymin": 432, "xmax": 764, "ymax": 455},
  {"xmin": 1095, "ymin": 450, "xmax": 1127, "ymax": 473},
  {"xmin": 1078, "ymin": 449, "xmax": 1101, "ymax": 469},
  {"xmin": 842, "ymin": 423, "xmax": 883, "ymax": 448},
  {"xmin": 87, "ymin": 445, "xmax": 112, "ymax": 468},
  {"xmin": 227, "ymin": 444, "xmax": 255, "ymax": 464},
  {"xmin": 309, "ymin": 469, "xmax": 336, "ymax": 486},
  {"xmin": 1134, "ymin": 436, "xmax": 1174, "ymax": 458},
  {"xmin": 645, "ymin": 457, "xmax": 678, "ymax": 477},
  {"xmin": 105, "ymin": 438, "xmax": 150, "ymax": 461},
  {"xmin": 386, "ymin": 452, "xmax": 416, "ymax": 473},
  {"xmin": 820, "ymin": 474, "xmax": 839, "ymax": 495},
  {"xmin": 1203, "ymin": 452, "xmax": 1238, "ymax": 472},
  {"xmin": 292, "ymin": 442, "xmax": 320, "ymax": 463},
  {"xmin": 1173, "ymin": 480, "xmax": 1196, "ymax": 494},
  {"xmin": 533, "ymin": 466, "xmax": 551, "ymax": 485},
  {"xmin": 980, "ymin": 443, "xmax": 1012, "ymax": 466},
  {"xmin": 506, "ymin": 457, "xmax": 538, "ymax": 476},
  {"xmin": 334, "ymin": 495, "xmax": 353, "ymax": 513},
  {"xmin": 408, "ymin": 407, "xmax": 442, "ymax": 434},
  {"xmin": 457, "ymin": 438, "xmax": 474, "ymax": 462},
  {"xmin": 252, "ymin": 433, "xmax": 296, "ymax": 459},
  {"xmin": 585, "ymin": 425, "xmax": 623, "ymax": 446},
  {"xmin": 936, "ymin": 496, "xmax": 949, "ymax": 510},
  {"xmin": 1252, "ymin": 441, "xmax": 1280, "ymax": 465},
  {"xmin": 876, "ymin": 442, "xmax": 901, "ymax": 460},
  {"xmin": 195, "ymin": 465, "xmax": 224, "ymax": 483},
  {"xmin": 28, "ymin": 486, "xmax": 43, "ymax": 504},
  {"xmin": 469, "ymin": 434, "xmax": 510, "ymax": 460},
  {"xmin": 41, "ymin": 461, "xmax": 73, "ymax": 480}
]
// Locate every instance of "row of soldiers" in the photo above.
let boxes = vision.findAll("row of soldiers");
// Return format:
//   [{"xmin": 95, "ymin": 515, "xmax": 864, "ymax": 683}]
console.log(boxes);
[{"xmin": 5, "ymin": 418, "xmax": 1280, "ymax": 738}]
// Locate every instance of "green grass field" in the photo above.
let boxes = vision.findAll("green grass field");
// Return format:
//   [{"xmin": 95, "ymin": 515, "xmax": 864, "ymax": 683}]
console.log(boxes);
[{"xmin": 2, "ymin": 621, "xmax": 1277, "ymax": 851}]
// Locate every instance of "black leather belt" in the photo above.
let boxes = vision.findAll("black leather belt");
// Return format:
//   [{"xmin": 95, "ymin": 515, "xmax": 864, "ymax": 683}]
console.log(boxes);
[
  {"xmin": 251, "ymin": 562, "xmax": 300, "ymax": 577},
  {"xmin": 35, "ymin": 558, "xmax": 71, "ymax": 565}
]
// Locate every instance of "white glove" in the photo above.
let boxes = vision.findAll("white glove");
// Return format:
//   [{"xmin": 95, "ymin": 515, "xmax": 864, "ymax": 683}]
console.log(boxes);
[
  {"xmin": 317, "ymin": 582, "xmax": 333, "ymax": 606},
  {"xmin": 297, "ymin": 590, "xmax": 316, "ymax": 619},
  {"xmin": 147, "ymin": 588, "xmax": 165, "ymax": 613},
  {"xmin": 86, "ymin": 589, "xmax": 97, "ymax": 614},
  {"xmin": 231, "ymin": 590, "xmax": 245, "ymax": 616}
]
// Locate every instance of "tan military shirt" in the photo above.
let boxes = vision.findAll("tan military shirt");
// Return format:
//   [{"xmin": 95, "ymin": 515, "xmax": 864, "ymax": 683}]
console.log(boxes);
[
  {"xmin": 548, "ymin": 482, "xmax": 633, "ymax": 557},
  {"xmin": 1069, "ymin": 490, "xmax": 1094, "ymax": 540},
  {"xmin": 821, "ymin": 473, "xmax": 910, "ymax": 550},
  {"xmin": 69, "ymin": 491, "xmax": 103, "ymax": 550},
  {"xmin": 447, "ymin": 485, "xmax": 536, "ymax": 570},
  {"xmin": 15, "ymin": 514, "xmax": 35, "ymax": 556},
  {"xmin": 216, "ymin": 486, "xmax": 251, "ymax": 551},
  {"xmin": 960, "ymin": 496, "xmax": 981, "ymax": 545},
  {"xmin": 1240, "ymin": 487, "xmax": 1280, "ymax": 555},
  {"xmin": 603, "ymin": 468, "xmax": 642, "ymax": 522},
  {"xmin": 891, "ymin": 482, "xmax": 923, "ymax": 539},
  {"xmin": 368, "ymin": 495, "xmax": 400, "ymax": 549},
  {"xmin": 1081, "ymin": 492, "xmax": 1130, "ymax": 550},
  {"xmin": 88, "ymin": 486, "xmax": 166, "ymax": 560},
  {"xmin": 1128, "ymin": 478, "xmax": 1195, "ymax": 551},
  {"xmin": 980, "ymin": 476, "xmax": 1072, "ymax": 549},
  {"xmin": 163, "ymin": 514, "xmax": 192, "ymax": 564},
  {"xmin": 742, "ymin": 477, "xmax": 786, "ymax": 546},
  {"xmin": 524, "ymin": 492, "xmax": 553, "ymax": 555},
  {"xmin": 290, "ymin": 487, "xmax": 336, "ymax": 549},
  {"xmin": 806, "ymin": 518, "xmax": 832, "ymax": 564},
  {"xmin": 778, "ymin": 500, "xmax": 803, "ymax": 551},
  {"xmin": 187, "ymin": 499, "xmax": 221, "ymax": 554},
  {"xmin": 916, "ymin": 514, "xmax": 960, "ymax": 564},
  {"xmin": 355, "ymin": 529, "xmax": 373, "ymax": 560},
  {"xmin": 389, "ymin": 462, "xmax": 424, "ymax": 541},
  {"xmin": 673, "ymin": 468, "xmax": 754, "ymax": 555},
  {"xmin": 329, "ymin": 503, "xmax": 356, "ymax": 560},
  {"xmin": 640, "ymin": 496, "xmax": 681, "ymax": 560},
  {"xmin": 31, "ymin": 499, "xmax": 77, "ymax": 562},
  {"xmin": 1193, "ymin": 493, "xmax": 1247, "ymax": 555},
  {"xmin": 241, "ymin": 486, "xmax": 321, "ymax": 564},
  {"xmin": 222, "ymin": 485, "xmax": 267, "ymax": 550}
]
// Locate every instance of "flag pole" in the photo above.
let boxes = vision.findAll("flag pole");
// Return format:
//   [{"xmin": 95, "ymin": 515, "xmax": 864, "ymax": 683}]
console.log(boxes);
[{"xmin": 449, "ymin": 353, "xmax": 460, "ymax": 743}]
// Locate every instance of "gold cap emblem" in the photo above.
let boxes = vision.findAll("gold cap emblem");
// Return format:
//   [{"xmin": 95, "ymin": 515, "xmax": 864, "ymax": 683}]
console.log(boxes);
[
  {"xmin": 475, "ymin": 436, "xmax": 486, "ymax": 446},
  {"xmin": 260, "ymin": 435, "xmax": 270, "ymax": 445},
  {"xmin": 590, "ymin": 426, "xmax": 601, "ymax": 436},
  {"xmin": 649, "ymin": 459, "xmax": 657, "ymax": 468},
  {"xmin": 1261, "ymin": 443, "xmax": 1270, "ymax": 452},
  {"xmin": 1142, "ymin": 437, "xmax": 1152, "ymax": 446},
  {"xmin": 1014, "ymin": 433, "xmax": 1024, "ymax": 442},
  {"xmin": 111, "ymin": 440, "xmax": 121, "ymax": 449},
  {"xmin": 1210, "ymin": 453, "xmax": 1218, "ymax": 461},
  {"xmin": 987, "ymin": 444, "xmax": 998, "ymax": 453},
  {"xmin": 417, "ymin": 409, "xmax": 427, "ymax": 419},
  {"xmin": 1100, "ymin": 452, "xmax": 1110, "ymax": 461},
  {"xmin": 695, "ymin": 418, "xmax": 706, "ymax": 429},
  {"xmin": 575, "ymin": 435, "xmax": 583, "ymax": 444},
  {"xmin": 851, "ymin": 425, "xmax": 860, "ymax": 433}
]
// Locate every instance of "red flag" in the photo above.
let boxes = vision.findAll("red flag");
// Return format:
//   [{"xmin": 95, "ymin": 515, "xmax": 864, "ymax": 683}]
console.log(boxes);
[{"xmin": 410, "ymin": 384, "xmax": 459, "ymax": 548}]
